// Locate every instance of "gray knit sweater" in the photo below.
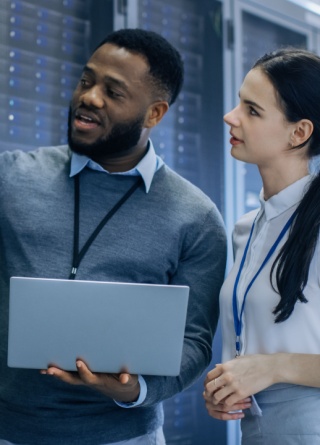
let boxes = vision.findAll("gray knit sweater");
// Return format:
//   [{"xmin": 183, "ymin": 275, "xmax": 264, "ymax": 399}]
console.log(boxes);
[{"xmin": 0, "ymin": 145, "xmax": 226, "ymax": 445}]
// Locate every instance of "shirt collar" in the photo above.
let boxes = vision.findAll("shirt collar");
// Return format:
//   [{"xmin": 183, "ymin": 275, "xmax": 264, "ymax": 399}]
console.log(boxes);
[
  {"xmin": 69, "ymin": 140, "xmax": 163, "ymax": 193},
  {"xmin": 259, "ymin": 175, "xmax": 313, "ymax": 220}
]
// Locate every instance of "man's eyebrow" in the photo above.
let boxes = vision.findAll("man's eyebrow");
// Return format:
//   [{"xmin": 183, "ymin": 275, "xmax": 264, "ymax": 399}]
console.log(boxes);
[
  {"xmin": 103, "ymin": 75, "xmax": 129, "ymax": 91},
  {"xmin": 82, "ymin": 65, "xmax": 129, "ymax": 91},
  {"xmin": 82, "ymin": 65, "xmax": 94, "ymax": 75},
  {"xmin": 239, "ymin": 92, "xmax": 265, "ymax": 112}
]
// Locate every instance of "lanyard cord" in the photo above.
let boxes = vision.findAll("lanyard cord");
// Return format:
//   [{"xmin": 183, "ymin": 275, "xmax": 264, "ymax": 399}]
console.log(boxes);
[
  {"xmin": 232, "ymin": 210, "xmax": 297, "ymax": 356},
  {"xmin": 69, "ymin": 174, "xmax": 143, "ymax": 280}
]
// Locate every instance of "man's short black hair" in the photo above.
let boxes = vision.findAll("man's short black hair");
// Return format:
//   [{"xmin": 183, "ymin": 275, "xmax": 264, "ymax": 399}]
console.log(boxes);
[{"xmin": 95, "ymin": 28, "xmax": 184, "ymax": 105}]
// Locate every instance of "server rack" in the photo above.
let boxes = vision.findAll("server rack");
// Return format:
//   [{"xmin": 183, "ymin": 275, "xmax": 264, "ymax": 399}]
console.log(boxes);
[
  {"xmin": 0, "ymin": 0, "xmax": 90, "ymax": 152},
  {"xmin": 222, "ymin": 1, "xmax": 320, "ymax": 443}
]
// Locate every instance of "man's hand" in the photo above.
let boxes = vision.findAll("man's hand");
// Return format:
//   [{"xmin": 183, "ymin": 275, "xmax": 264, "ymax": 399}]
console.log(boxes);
[{"xmin": 41, "ymin": 360, "xmax": 140, "ymax": 403}]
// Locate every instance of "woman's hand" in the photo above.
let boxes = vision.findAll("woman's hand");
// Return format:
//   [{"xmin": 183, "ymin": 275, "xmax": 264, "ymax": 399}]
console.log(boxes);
[
  {"xmin": 203, "ymin": 392, "xmax": 251, "ymax": 421},
  {"xmin": 204, "ymin": 354, "xmax": 279, "ymax": 408},
  {"xmin": 204, "ymin": 352, "xmax": 320, "ymax": 421}
]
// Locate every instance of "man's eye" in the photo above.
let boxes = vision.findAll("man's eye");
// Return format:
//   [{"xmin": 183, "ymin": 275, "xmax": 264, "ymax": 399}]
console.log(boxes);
[
  {"xmin": 80, "ymin": 79, "xmax": 88, "ymax": 87},
  {"xmin": 108, "ymin": 89, "xmax": 122, "ymax": 98}
]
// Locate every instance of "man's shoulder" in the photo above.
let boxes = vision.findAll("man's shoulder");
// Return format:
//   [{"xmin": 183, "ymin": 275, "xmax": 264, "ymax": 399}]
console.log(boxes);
[
  {"xmin": 151, "ymin": 164, "xmax": 226, "ymax": 233},
  {"xmin": 34, "ymin": 144, "xmax": 70, "ymax": 156},
  {"xmin": 0, "ymin": 145, "xmax": 71, "ymax": 171},
  {"xmin": 155, "ymin": 164, "xmax": 216, "ymax": 209}
]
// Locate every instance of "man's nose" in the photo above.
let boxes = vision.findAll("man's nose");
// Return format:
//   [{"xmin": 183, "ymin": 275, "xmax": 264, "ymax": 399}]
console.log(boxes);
[{"xmin": 80, "ymin": 86, "xmax": 104, "ymax": 109}]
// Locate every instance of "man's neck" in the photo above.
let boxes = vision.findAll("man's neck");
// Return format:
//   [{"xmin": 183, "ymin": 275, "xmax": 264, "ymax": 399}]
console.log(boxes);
[{"xmin": 91, "ymin": 144, "xmax": 148, "ymax": 173}]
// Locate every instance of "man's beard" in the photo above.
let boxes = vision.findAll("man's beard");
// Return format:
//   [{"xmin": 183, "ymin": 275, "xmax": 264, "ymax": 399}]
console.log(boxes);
[{"xmin": 67, "ymin": 107, "xmax": 145, "ymax": 159}]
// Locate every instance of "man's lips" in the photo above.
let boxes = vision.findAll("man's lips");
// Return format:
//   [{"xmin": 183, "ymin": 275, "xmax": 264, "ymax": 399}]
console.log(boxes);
[{"xmin": 73, "ymin": 110, "xmax": 102, "ymax": 130}]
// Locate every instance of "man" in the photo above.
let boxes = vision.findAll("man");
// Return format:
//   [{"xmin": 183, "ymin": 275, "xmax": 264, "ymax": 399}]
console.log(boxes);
[{"xmin": 0, "ymin": 29, "xmax": 226, "ymax": 444}]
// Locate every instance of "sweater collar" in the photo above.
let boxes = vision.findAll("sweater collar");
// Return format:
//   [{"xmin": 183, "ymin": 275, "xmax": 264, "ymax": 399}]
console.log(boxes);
[{"xmin": 69, "ymin": 140, "xmax": 163, "ymax": 193}]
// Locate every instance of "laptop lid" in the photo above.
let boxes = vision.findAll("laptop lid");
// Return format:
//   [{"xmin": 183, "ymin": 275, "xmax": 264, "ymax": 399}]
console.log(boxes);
[{"xmin": 7, "ymin": 277, "xmax": 189, "ymax": 376}]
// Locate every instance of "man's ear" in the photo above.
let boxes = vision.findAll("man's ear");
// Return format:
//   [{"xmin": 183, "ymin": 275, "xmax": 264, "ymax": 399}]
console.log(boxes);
[
  {"xmin": 292, "ymin": 119, "xmax": 314, "ymax": 146},
  {"xmin": 144, "ymin": 101, "xmax": 169, "ymax": 128}
]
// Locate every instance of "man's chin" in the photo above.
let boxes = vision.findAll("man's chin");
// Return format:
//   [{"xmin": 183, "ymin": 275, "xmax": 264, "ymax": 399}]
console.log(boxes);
[
  {"xmin": 68, "ymin": 137, "xmax": 97, "ymax": 157},
  {"xmin": 68, "ymin": 140, "xmax": 121, "ymax": 159},
  {"xmin": 69, "ymin": 144, "xmax": 93, "ymax": 157}
]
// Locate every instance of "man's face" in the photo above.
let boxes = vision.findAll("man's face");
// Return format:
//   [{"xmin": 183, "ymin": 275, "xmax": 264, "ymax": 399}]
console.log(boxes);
[
  {"xmin": 68, "ymin": 43, "xmax": 154, "ymax": 161},
  {"xmin": 67, "ymin": 107, "xmax": 145, "ymax": 159}
]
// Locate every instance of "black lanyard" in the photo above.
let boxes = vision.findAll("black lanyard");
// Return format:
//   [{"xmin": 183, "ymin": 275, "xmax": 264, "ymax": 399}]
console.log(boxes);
[{"xmin": 69, "ymin": 174, "xmax": 143, "ymax": 280}]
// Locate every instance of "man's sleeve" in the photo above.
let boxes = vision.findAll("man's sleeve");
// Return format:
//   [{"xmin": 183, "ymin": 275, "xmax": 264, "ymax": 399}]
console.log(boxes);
[
  {"xmin": 114, "ymin": 375, "xmax": 147, "ymax": 408},
  {"xmin": 140, "ymin": 205, "xmax": 227, "ymax": 406}
]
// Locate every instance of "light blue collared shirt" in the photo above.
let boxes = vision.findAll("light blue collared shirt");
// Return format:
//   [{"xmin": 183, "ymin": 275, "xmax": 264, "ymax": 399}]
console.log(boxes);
[
  {"xmin": 69, "ymin": 140, "xmax": 163, "ymax": 407},
  {"xmin": 70, "ymin": 140, "xmax": 163, "ymax": 193}
]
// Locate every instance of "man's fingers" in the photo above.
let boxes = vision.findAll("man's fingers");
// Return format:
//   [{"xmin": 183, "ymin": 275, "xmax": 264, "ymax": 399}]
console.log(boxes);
[
  {"xmin": 41, "ymin": 361, "xmax": 138, "ymax": 401},
  {"xmin": 43, "ymin": 366, "xmax": 84, "ymax": 385},
  {"xmin": 75, "ymin": 360, "xmax": 97, "ymax": 384},
  {"xmin": 118, "ymin": 373, "xmax": 130, "ymax": 384}
]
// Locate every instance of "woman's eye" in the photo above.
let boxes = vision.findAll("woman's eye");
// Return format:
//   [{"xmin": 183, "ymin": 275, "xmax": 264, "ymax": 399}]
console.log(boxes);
[{"xmin": 249, "ymin": 106, "xmax": 259, "ymax": 116}]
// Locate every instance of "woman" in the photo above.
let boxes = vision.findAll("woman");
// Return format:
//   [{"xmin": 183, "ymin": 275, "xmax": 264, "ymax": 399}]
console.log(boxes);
[{"xmin": 204, "ymin": 48, "xmax": 320, "ymax": 444}]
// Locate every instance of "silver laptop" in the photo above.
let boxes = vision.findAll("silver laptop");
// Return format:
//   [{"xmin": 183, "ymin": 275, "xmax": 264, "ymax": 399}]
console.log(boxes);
[{"xmin": 7, "ymin": 277, "xmax": 189, "ymax": 376}]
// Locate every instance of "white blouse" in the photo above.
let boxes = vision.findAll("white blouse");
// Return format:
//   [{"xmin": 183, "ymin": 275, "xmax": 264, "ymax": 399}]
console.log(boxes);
[{"xmin": 220, "ymin": 175, "xmax": 320, "ymax": 362}]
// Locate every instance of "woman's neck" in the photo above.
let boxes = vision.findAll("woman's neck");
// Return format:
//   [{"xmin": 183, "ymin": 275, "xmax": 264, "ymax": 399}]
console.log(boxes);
[{"xmin": 259, "ymin": 161, "xmax": 309, "ymax": 200}]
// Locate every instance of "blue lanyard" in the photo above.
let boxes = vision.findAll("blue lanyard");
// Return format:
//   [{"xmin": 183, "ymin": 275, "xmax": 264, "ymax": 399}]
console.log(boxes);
[{"xmin": 232, "ymin": 210, "xmax": 297, "ymax": 356}]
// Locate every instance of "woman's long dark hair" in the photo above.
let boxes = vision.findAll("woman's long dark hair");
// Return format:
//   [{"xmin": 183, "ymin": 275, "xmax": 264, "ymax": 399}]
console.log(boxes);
[{"xmin": 252, "ymin": 48, "xmax": 320, "ymax": 322}]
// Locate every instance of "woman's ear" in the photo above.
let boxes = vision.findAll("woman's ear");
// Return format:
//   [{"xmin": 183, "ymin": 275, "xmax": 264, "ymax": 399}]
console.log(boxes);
[
  {"xmin": 144, "ymin": 101, "xmax": 169, "ymax": 128},
  {"xmin": 292, "ymin": 119, "xmax": 314, "ymax": 146}
]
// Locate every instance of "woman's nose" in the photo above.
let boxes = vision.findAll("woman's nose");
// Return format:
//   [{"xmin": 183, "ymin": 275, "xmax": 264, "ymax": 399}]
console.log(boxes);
[{"xmin": 224, "ymin": 106, "xmax": 240, "ymax": 126}]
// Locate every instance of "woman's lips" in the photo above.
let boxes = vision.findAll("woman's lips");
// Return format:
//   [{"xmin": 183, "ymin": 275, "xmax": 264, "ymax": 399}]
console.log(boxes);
[{"xmin": 230, "ymin": 136, "xmax": 243, "ymax": 145}]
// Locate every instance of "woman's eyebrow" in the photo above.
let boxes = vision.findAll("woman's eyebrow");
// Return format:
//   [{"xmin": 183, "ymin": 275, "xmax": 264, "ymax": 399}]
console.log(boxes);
[
  {"xmin": 243, "ymin": 99, "xmax": 265, "ymax": 112},
  {"xmin": 238, "ymin": 92, "xmax": 265, "ymax": 112}
]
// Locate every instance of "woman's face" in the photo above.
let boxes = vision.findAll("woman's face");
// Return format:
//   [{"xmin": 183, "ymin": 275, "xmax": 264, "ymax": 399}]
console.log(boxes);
[{"xmin": 224, "ymin": 68, "xmax": 296, "ymax": 167}]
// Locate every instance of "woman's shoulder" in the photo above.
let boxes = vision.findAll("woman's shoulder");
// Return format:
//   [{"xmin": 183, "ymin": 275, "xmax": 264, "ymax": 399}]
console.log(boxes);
[
  {"xmin": 234, "ymin": 208, "xmax": 260, "ymax": 237},
  {"xmin": 231, "ymin": 209, "xmax": 260, "ymax": 255}
]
